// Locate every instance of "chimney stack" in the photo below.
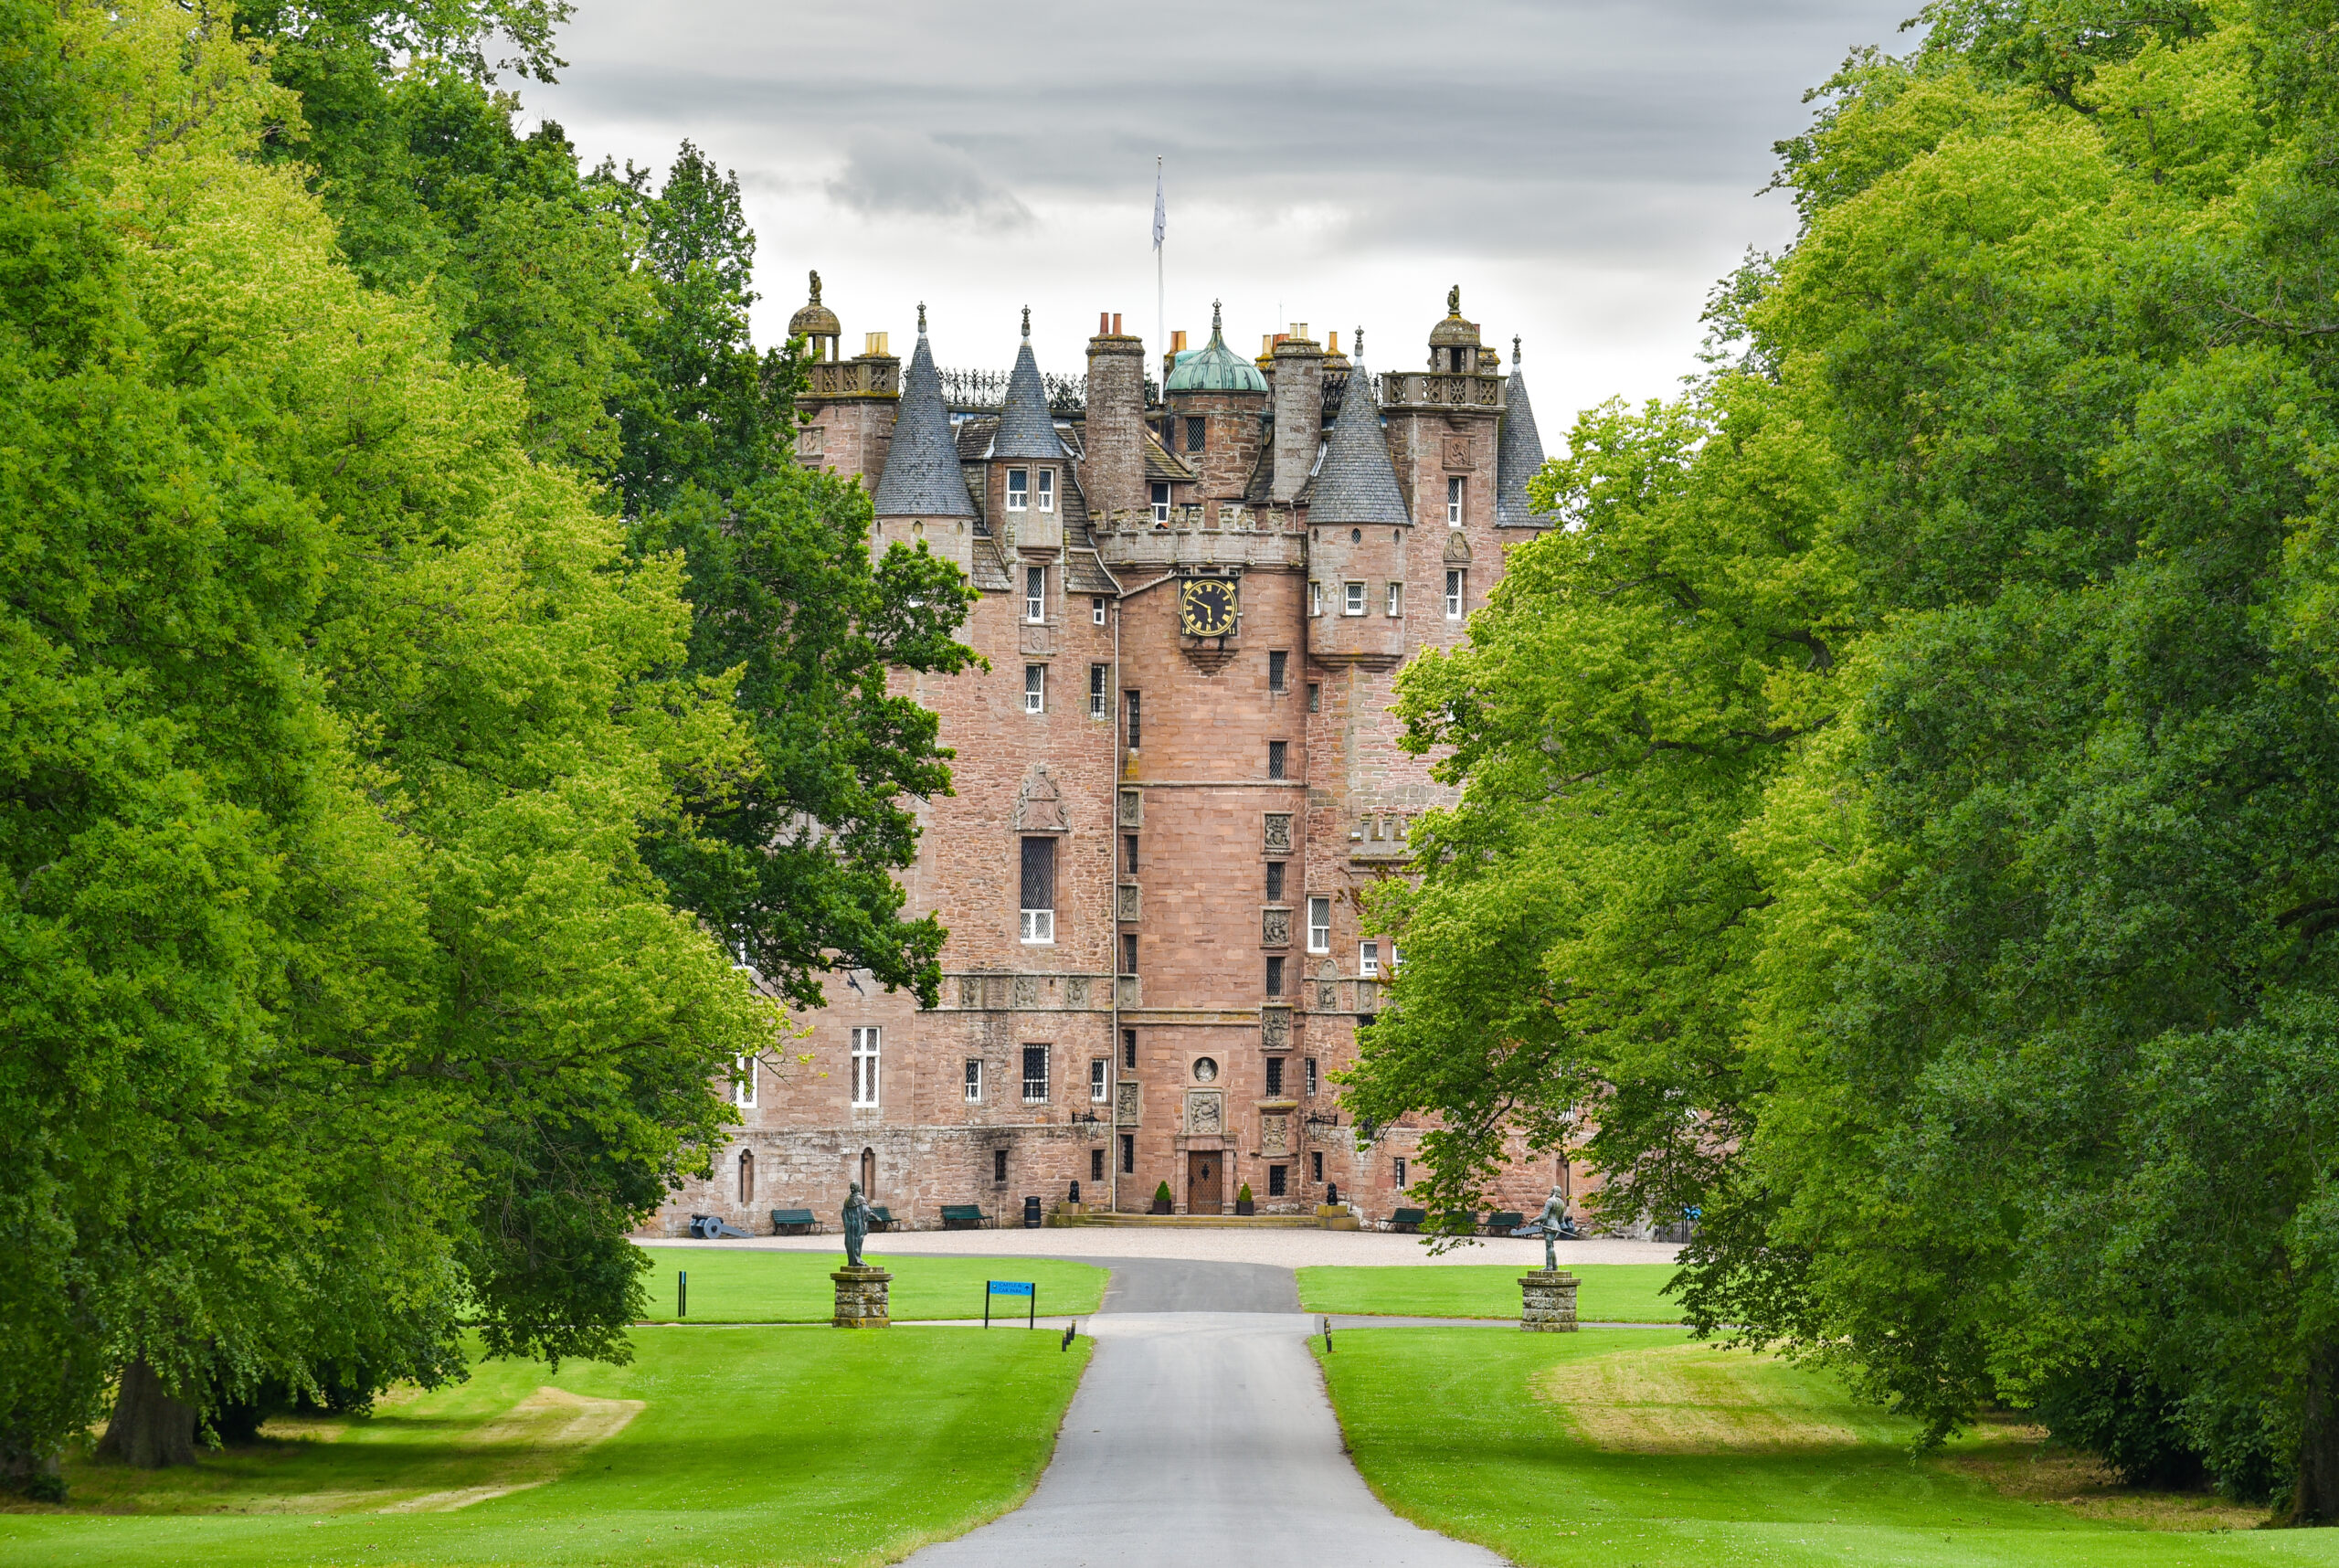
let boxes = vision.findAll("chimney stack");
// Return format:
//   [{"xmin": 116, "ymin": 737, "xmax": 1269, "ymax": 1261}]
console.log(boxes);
[
  {"xmin": 1084, "ymin": 313, "xmax": 1146, "ymax": 531},
  {"xmin": 1269, "ymin": 325, "xmax": 1326, "ymax": 503}
]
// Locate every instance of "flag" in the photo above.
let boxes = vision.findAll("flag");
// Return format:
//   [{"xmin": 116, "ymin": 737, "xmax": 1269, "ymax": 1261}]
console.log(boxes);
[{"xmin": 1152, "ymin": 161, "xmax": 1165, "ymax": 250}]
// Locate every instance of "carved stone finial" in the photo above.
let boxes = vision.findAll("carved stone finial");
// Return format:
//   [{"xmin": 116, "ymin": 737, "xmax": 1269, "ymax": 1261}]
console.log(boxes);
[
  {"xmin": 1447, "ymin": 283, "xmax": 1461, "ymax": 316},
  {"xmin": 917, "ymin": 301, "xmax": 927, "ymax": 334},
  {"xmin": 1355, "ymin": 325, "xmax": 1364, "ymax": 359},
  {"xmin": 810, "ymin": 269, "xmax": 822, "ymax": 304},
  {"xmin": 1513, "ymin": 334, "xmax": 1521, "ymax": 366},
  {"xmin": 1021, "ymin": 304, "xmax": 1032, "ymax": 338},
  {"xmin": 1212, "ymin": 298, "xmax": 1222, "ymax": 334}
]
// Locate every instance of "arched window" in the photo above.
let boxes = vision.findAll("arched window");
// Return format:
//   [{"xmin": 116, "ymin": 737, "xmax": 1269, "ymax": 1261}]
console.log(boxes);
[
  {"xmin": 738, "ymin": 1149, "xmax": 755, "ymax": 1206},
  {"xmin": 860, "ymin": 1147, "xmax": 876, "ymax": 1201}
]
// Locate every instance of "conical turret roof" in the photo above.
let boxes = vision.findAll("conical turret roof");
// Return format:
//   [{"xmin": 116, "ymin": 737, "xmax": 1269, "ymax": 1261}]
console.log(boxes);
[
  {"xmin": 991, "ymin": 309, "xmax": 1068, "ymax": 460},
  {"xmin": 1308, "ymin": 349, "xmax": 1409, "ymax": 526},
  {"xmin": 872, "ymin": 321, "xmax": 974, "ymax": 518},
  {"xmin": 1495, "ymin": 341, "xmax": 1546, "ymax": 528}
]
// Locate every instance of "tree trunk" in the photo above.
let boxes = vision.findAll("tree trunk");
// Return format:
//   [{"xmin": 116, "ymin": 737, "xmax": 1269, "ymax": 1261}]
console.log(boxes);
[
  {"xmin": 2289, "ymin": 1342, "xmax": 2339, "ymax": 1525},
  {"xmin": 96, "ymin": 1361, "xmax": 196, "ymax": 1469}
]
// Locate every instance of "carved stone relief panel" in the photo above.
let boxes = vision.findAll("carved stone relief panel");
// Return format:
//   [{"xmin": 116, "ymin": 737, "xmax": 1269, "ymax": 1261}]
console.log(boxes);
[
  {"xmin": 1066, "ymin": 976, "xmax": 1089, "ymax": 1009},
  {"xmin": 1019, "ymin": 622, "xmax": 1054, "ymax": 656},
  {"xmin": 958, "ymin": 975, "xmax": 979, "ymax": 1009},
  {"xmin": 1014, "ymin": 766, "xmax": 1068, "ymax": 833},
  {"xmin": 1318, "ymin": 981, "xmax": 1338, "ymax": 1010},
  {"xmin": 1261, "ymin": 1007, "xmax": 1291, "ymax": 1050},
  {"xmin": 1116, "ymin": 1082, "xmax": 1140, "ymax": 1127},
  {"xmin": 1261, "ymin": 907, "xmax": 1291, "ymax": 947},
  {"xmin": 1185, "ymin": 1090, "xmax": 1224, "ymax": 1136},
  {"xmin": 1260, "ymin": 1114, "xmax": 1291, "ymax": 1156},
  {"xmin": 1442, "ymin": 434, "xmax": 1473, "ymax": 471},
  {"xmin": 1117, "ymin": 884, "xmax": 1140, "ymax": 923},
  {"xmin": 1118, "ymin": 789, "xmax": 1143, "ymax": 828},
  {"xmin": 1264, "ymin": 813, "xmax": 1294, "ymax": 853},
  {"xmin": 1011, "ymin": 976, "xmax": 1039, "ymax": 1009}
]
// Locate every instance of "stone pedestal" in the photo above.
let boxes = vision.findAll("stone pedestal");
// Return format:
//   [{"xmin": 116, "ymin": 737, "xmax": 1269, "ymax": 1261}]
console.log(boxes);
[
  {"xmin": 1519, "ymin": 1270, "xmax": 1579, "ymax": 1332},
  {"xmin": 832, "ymin": 1266, "xmax": 892, "ymax": 1329}
]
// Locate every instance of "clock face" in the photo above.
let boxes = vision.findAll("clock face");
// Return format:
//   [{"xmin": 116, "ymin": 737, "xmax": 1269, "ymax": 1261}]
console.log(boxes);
[{"xmin": 1180, "ymin": 578, "xmax": 1238, "ymax": 637}]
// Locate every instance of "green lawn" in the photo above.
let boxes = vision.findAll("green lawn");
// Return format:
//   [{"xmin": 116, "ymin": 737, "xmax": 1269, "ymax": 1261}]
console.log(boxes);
[
  {"xmin": 1318, "ymin": 1326, "xmax": 2318, "ymax": 1566},
  {"xmin": 636, "ymin": 1246, "xmax": 1107, "ymax": 1322},
  {"xmin": 1297, "ymin": 1262, "xmax": 1682, "ymax": 1322},
  {"xmin": 1, "ymin": 1326, "xmax": 1088, "ymax": 1567}
]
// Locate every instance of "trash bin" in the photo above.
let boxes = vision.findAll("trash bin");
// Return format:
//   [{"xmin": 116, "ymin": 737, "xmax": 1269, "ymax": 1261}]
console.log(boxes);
[{"xmin": 1023, "ymin": 1194, "xmax": 1042, "ymax": 1228}]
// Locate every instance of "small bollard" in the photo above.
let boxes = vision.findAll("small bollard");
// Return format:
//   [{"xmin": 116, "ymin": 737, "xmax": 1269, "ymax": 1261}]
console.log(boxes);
[
  {"xmin": 1061, "ymin": 1321, "xmax": 1075, "ymax": 1351},
  {"xmin": 678, "ymin": 1269, "xmax": 687, "ymax": 1319},
  {"xmin": 1322, "ymin": 1314, "xmax": 1332, "ymax": 1352}
]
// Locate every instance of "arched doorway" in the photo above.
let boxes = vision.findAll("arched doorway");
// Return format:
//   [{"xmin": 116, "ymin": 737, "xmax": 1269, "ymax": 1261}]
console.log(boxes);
[
  {"xmin": 738, "ymin": 1148, "xmax": 755, "ymax": 1206},
  {"xmin": 859, "ymin": 1147, "xmax": 876, "ymax": 1201}
]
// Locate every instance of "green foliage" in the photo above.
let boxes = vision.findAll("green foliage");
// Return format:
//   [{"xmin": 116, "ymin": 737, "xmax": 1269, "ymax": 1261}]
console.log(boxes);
[
  {"xmin": 0, "ymin": 0, "xmax": 771, "ymax": 1489},
  {"xmin": 1354, "ymin": 0, "xmax": 2339, "ymax": 1517}
]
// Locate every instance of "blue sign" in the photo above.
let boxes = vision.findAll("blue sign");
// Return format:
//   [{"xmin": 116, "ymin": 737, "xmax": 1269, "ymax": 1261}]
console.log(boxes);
[{"xmin": 988, "ymin": 1280, "xmax": 1034, "ymax": 1297}]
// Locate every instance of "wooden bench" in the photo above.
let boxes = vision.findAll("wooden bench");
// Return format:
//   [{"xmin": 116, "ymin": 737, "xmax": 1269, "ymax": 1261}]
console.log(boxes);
[
  {"xmin": 867, "ymin": 1205, "xmax": 895, "ymax": 1232},
  {"xmin": 939, "ymin": 1204, "xmax": 992, "ymax": 1231},
  {"xmin": 1487, "ymin": 1211, "xmax": 1525, "ymax": 1235},
  {"xmin": 768, "ymin": 1208, "xmax": 818, "ymax": 1235},
  {"xmin": 1434, "ymin": 1211, "xmax": 1483, "ymax": 1236},
  {"xmin": 1389, "ymin": 1207, "xmax": 1428, "ymax": 1234}
]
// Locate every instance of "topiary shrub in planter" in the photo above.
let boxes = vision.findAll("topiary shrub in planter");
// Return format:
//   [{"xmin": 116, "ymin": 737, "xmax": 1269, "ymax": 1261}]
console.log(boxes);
[
  {"xmin": 1235, "ymin": 1181, "xmax": 1254, "ymax": 1216},
  {"xmin": 1151, "ymin": 1180, "xmax": 1173, "ymax": 1214}
]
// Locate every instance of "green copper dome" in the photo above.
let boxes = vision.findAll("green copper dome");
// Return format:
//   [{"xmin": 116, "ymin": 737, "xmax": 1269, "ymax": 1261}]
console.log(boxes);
[{"xmin": 1166, "ymin": 300, "xmax": 1267, "ymax": 395}]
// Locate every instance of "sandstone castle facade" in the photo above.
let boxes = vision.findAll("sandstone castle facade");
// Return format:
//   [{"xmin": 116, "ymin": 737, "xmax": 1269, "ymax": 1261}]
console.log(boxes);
[{"xmin": 647, "ymin": 276, "xmax": 1575, "ymax": 1234}]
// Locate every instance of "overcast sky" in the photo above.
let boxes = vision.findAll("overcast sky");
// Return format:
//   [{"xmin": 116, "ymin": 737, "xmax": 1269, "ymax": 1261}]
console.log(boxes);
[{"xmin": 523, "ymin": 1, "xmax": 1918, "ymax": 429}]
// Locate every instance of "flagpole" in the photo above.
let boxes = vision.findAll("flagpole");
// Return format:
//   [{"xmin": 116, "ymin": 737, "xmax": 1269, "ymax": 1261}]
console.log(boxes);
[{"xmin": 1153, "ymin": 155, "xmax": 1164, "ymax": 397}]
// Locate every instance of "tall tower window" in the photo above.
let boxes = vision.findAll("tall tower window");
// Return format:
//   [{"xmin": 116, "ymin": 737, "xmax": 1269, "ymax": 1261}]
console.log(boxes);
[
  {"xmin": 964, "ymin": 1059, "xmax": 983, "ymax": 1102},
  {"xmin": 1267, "ymin": 740, "xmax": 1287, "ymax": 780},
  {"xmin": 1123, "ymin": 1028, "xmax": 1138, "ymax": 1069},
  {"xmin": 1309, "ymin": 580, "xmax": 1324, "ymax": 617},
  {"xmin": 1268, "ymin": 650, "xmax": 1288, "ymax": 691},
  {"xmin": 1023, "ymin": 664, "xmax": 1045, "ymax": 714},
  {"xmin": 1122, "ymin": 932, "xmax": 1139, "ymax": 974},
  {"xmin": 1306, "ymin": 1057, "xmax": 1319, "ymax": 1097},
  {"xmin": 1025, "ymin": 566, "xmax": 1046, "ymax": 622},
  {"xmin": 735, "ymin": 1054, "xmax": 757, "ymax": 1109},
  {"xmin": 1266, "ymin": 956, "xmax": 1285, "ymax": 996},
  {"xmin": 1020, "ymin": 837, "xmax": 1056, "ymax": 943},
  {"xmin": 1343, "ymin": 582, "xmax": 1365, "ymax": 616},
  {"xmin": 1090, "ymin": 663, "xmax": 1109, "ymax": 719},
  {"xmin": 1021, "ymin": 1045, "xmax": 1051, "ymax": 1103},
  {"xmin": 1036, "ymin": 469, "xmax": 1055, "ymax": 513},
  {"xmin": 1307, "ymin": 897, "xmax": 1331, "ymax": 953},
  {"xmin": 1090, "ymin": 1058, "xmax": 1108, "ymax": 1102},
  {"xmin": 1446, "ymin": 475, "xmax": 1465, "ymax": 525},
  {"xmin": 738, "ymin": 1149, "xmax": 755, "ymax": 1204},
  {"xmin": 1125, "ymin": 690, "xmax": 1142, "ymax": 750},
  {"xmin": 1360, "ymin": 941, "xmax": 1381, "ymax": 978},
  {"xmin": 1265, "ymin": 861, "xmax": 1285, "ymax": 901},
  {"xmin": 1386, "ymin": 582, "xmax": 1403, "ymax": 617},
  {"xmin": 1149, "ymin": 482, "xmax": 1170, "ymax": 524},
  {"xmin": 1007, "ymin": 469, "xmax": 1030, "ymax": 511},
  {"xmin": 851, "ymin": 1027, "xmax": 880, "ymax": 1107},
  {"xmin": 1266, "ymin": 1057, "xmax": 1285, "ymax": 1097},
  {"xmin": 1268, "ymin": 1164, "xmax": 1287, "ymax": 1197},
  {"xmin": 1121, "ymin": 1133, "xmax": 1136, "ymax": 1174},
  {"xmin": 1307, "ymin": 683, "xmax": 1321, "ymax": 713},
  {"xmin": 1445, "ymin": 568, "xmax": 1466, "ymax": 620},
  {"xmin": 1093, "ymin": 596, "xmax": 1108, "ymax": 625},
  {"xmin": 1185, "ymin": 416, "xmax": 1205, "ymax": 452},
  {"xmin": 995, "ymin": 1148, "xmax": 1009, "ymax": 1182}
]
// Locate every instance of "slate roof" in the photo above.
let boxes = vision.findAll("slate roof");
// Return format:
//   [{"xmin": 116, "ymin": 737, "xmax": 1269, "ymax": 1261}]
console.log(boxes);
[
  {"xmin": 991, "ymin": 337, "xmax": 1069, "ymax": 460},
  {"xmin": 1495, "ymin": 366, "xmax": 1547, "ymax": 528},
  {"xmin": 871, "ymin": 333, "xmax": 975, "ymax": 518},
  {"xmin": 1066, "ymin": 548, "xmax": 1119, "ymax": 594},
  {"xmin": 1306, "ymin": 363, "xmax": 1410, "ymax": 526},
  {"xmin": 1143, "ymin": 429, "xmax": 1198, "ymax": 483}
]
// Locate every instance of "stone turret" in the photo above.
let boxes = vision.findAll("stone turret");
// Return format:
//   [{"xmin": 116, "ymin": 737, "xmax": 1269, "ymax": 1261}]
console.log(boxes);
[
  {"xmin": 1165, "ymin": 302, "xmax": 1267, "ymax": 520},
  {"xmin": 984, "ymin": 308, "xmax": 1069, "ymax": 554},
  {"xmin": 791, "ymin": 270, "xmax": 899, "ymax": 479},
  {"xmin": 870, "ymin": 304, "xmax": 972, "ymax": 572},
  {"xmin": 1304, "ymin": 334, "xmax": 1412, "ymax": 667},
  {"xmin": 1496, "ymin": 335, "xmax": 1547, "ymax": 530}
]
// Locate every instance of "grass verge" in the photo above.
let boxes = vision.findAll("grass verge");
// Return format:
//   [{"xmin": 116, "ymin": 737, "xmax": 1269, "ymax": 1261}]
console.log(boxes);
[
  {"xmin": 1297, "ymin": 1262, "xmax": 1680, "ymax": 1322},
  {"xmin": 2, "ymin": 1325, "xmax": 1089, "ymax": 1567},
  {"xmin": 636, "ymin": 1247, "xmax": 1107, "ymax": 1322},
  {"xmin": 1316, "ymin": 1326, "xmax": 2304, "ymax": 1566}
]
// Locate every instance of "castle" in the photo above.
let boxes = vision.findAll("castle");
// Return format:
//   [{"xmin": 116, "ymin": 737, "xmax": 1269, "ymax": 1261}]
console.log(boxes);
[{"xmin": 647, "ymin": 275, "xmax": 1580, "ymax": 1234}]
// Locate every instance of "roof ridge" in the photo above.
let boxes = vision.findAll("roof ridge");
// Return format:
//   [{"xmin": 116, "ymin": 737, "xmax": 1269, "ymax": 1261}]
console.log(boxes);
[{"xmin": 872, "ymin": 327, "xmax": 976, "ymax": 518}]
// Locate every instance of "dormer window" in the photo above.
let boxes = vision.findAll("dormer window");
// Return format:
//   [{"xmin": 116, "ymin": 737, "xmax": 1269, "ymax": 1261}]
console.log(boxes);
[
  {"xmin": 1037, "ymin": 469, "xmax": 1055, "ymax": 514},
  {"xmin": 1150, "ymin": 482, "xmax": 1170, "ymax": 525},
  {"xmin": 1007, "ymin": 469, "xmax": 1030, "ymax": 511}
]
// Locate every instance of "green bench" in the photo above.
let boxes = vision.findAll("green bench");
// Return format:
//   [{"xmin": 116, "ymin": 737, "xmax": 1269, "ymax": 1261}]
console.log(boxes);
[
  {"xmin": 768, "ymin": 1207, "xmax": 818, "ymax": 1235},
  {"xmin": 1435, "ymin": 1211, "xmax": 1484, "ymax": 1235},
  {"xmin": 868, "ymin": 1205, "xmax": 895, "ymax": 1231},
  {"xmin": 1487, "ymin": 1211, "xmax": 1526, "ymax": 1235},
  {"xmin": 1389, "ymin": 1207, "xmax": 1428, "ymax": 1233},
  {"xmin": 940, "ymin": 1204, "xmax": 992, "ymax": 1231}
]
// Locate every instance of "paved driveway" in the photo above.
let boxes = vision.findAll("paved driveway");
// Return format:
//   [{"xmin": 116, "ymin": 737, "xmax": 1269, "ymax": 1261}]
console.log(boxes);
[
  {"xmin": 899, "ymin": 1260, "xmax": 1507, "ymax": 1568},
  {"xmin": 641, "ymin": 1225, "xmax": 1677, "ymax": 1267}
]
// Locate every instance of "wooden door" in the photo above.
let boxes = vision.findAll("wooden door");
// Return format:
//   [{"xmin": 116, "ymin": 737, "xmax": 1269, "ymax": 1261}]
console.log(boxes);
[{"xmin": 1188, "ymin": 1151, "xmax": 1222, "ymax": 1213}]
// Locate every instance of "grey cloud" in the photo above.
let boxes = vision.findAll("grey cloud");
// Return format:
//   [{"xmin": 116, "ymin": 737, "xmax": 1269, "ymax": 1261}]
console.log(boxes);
[{"xmin": 824, "ymin": 129, "xmax": 1032, "ymax": 230}]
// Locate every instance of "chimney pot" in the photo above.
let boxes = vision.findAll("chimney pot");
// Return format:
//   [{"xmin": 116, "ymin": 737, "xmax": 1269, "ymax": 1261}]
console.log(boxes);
[
  {"xmin": 1112, "ymin": 313, "xmax": 1122, "ymax": 334},
  {"xmin": 1099, "ymin": 311, "xmax": 1110, "ymax": 334}
]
